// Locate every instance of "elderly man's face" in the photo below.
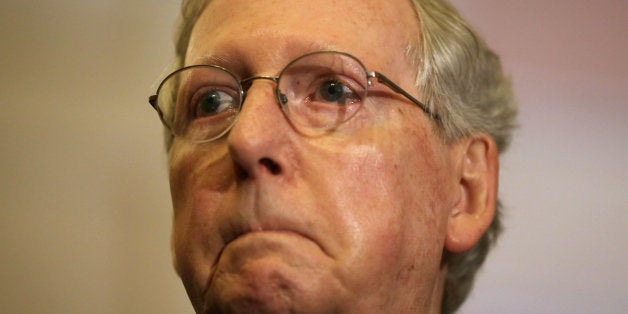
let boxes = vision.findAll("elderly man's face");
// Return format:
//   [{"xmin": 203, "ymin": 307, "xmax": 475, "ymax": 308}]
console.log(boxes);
[{"xmin": 168, "ymin": 0, "xmax": 478, "ymax": 312}]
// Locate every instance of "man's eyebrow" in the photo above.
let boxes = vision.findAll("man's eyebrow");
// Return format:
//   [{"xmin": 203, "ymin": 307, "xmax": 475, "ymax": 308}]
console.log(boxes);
[
  {"xmin": 188, "ymin": 53, "xmax": 250, "ymax": 78},
  {"xmin": 189, "ymin": 54, "xmax": 236, "ymax": 67}
]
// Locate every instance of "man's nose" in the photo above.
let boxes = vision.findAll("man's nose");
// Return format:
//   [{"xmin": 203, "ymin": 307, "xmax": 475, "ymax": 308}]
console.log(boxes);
[{"xmin": 227, "ymin": 80, "xmax": 292, "ymax": 178}]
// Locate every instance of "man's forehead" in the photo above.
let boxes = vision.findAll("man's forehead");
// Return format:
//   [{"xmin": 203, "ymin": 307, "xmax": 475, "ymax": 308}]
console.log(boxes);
[
  {"xmin": 189, "ymin": 0, "xmax": 419, "ymax": 71},
  {"xmin": 197, "ymin": 0, "xmax": 413, "ymax": 33},
  {"xmin": 202, "ymin": 0, "xmax": 409, "ymax": 21}
]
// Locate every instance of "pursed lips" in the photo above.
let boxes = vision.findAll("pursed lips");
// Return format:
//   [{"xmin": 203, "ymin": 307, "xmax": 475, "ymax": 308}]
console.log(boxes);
[
  {"xmin": 218, "ymin": 218, "xmax": 328, "ymax": 258},
  {"xmin": 202, "ymin": 217, "xmax": 329, "ymax": 296}
]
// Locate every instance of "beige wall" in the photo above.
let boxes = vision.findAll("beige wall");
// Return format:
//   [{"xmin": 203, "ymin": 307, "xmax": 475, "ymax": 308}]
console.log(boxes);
[
  {"xmin": 0, "ymin": 1, "xmax": 191, "ymax": 312},
  {"xmin": 1, "ymin": 0, "xmax": 626, "ymax": 313},
  {"xmin": 451, "ymin": 1, "xmax": 628, "ymax": 313}
]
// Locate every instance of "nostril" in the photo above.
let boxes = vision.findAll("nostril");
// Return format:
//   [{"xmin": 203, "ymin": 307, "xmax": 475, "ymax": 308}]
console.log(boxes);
[{"xmin": 259, "ymin": 158, "xmax": 281, "ymax": 175}]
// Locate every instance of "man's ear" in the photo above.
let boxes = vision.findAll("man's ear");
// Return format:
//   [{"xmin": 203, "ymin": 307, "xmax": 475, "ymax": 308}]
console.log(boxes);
[{"xmin": 445, "ymin": 134, "xmax": 499, "ymax": 253}]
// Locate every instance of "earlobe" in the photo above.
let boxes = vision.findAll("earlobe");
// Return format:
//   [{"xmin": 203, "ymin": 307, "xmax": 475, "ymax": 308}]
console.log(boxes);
[{"xmin": 445, "ymin": 134, "xmax": 499, "ymax": 253}]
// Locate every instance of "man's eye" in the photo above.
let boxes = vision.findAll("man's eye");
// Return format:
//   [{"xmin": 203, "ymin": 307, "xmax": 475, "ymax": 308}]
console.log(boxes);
[
  {"xmin": 316, "ymin": 80, "xmax": 359, "ymax": 105},
  {"xmin": 195, "ymin": 90, "xmax": 234, "ymax": 117},
  {"xmin": 320, "ymin": 80, "xmax": 345, "ymax": 102}
]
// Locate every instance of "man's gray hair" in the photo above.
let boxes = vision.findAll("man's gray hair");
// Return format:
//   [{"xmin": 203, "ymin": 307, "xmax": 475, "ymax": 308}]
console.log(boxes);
[
  {"xmin": 167, "ymin": 0, "xmax": 518, "ymax": 312},
  {"xmin": 408, "ymin": 1, "xmax": 517, "ymax": 313}
]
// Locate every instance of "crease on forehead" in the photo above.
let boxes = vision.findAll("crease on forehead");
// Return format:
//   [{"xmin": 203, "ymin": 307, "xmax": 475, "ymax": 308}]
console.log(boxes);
[{"xmin": 186, "ymin": 41, "xmax": 338, "ymax": 79}]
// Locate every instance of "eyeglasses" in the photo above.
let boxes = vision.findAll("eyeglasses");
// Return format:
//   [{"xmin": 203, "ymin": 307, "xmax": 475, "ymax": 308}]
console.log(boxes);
[{"xmin": 148, "ymin": 51, "xmax": 438, "ymax": 143}]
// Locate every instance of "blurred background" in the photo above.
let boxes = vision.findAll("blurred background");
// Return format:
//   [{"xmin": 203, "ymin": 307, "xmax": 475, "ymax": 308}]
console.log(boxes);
[{"xmin": 0, "ymin": 0, "xmax": 625, "ymax": 313}]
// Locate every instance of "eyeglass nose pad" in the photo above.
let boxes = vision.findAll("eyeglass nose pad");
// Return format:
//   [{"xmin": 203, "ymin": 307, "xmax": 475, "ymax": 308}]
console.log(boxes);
[{"xmin": 278, "ymin": 93, "xmax": 288, "ymax": 105}]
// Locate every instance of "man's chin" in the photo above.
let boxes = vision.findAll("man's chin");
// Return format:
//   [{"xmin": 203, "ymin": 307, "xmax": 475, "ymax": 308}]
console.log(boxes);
[{"xmin": 201, "ymin": 231, "xmax": 333, "ymax": 313}]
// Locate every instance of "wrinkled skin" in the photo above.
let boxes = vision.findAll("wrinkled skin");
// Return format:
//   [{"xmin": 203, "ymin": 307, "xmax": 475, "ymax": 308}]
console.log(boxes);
[{"xmin": 168, "ymin": 0, "xmax": 493, "ymax": 313}]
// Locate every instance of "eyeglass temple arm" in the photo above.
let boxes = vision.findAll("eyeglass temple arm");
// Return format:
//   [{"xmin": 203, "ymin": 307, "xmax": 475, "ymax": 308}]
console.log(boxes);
[
  {"xmin": 147, "ymin": 94, "xmax": 171, "ymax": 130},
  {"xmin": 148, "ymin": 95, "xmax": 157, "ymax": 107},
  {"xmin": 367, "ymin": 71, "xmax": 440, "ymax": 122}
]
